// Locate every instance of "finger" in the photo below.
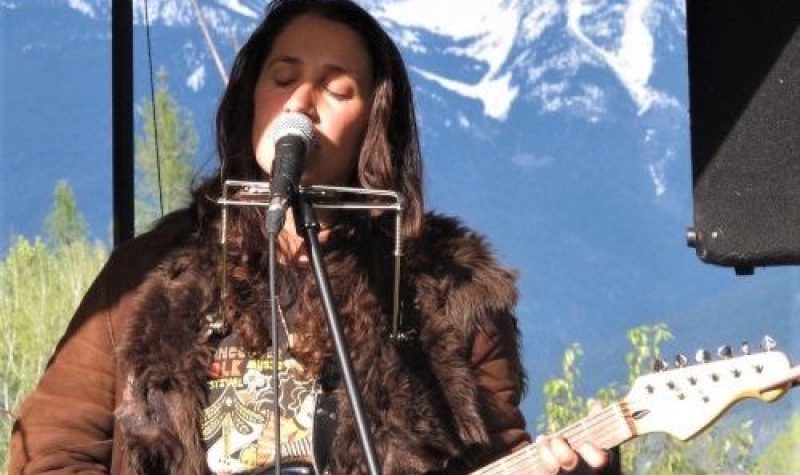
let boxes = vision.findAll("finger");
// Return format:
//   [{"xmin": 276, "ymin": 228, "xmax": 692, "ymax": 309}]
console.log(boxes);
[
  {"xmin": 535, "ymin": 435, "xmax": 561, "ymax": 474},
  {"xmin": 550, "ymin": 436, "xmax": 579, "ymax": 472},
  {"xmin": 576, "ymin": 442, "xmax": 609, "ymax": 469}
]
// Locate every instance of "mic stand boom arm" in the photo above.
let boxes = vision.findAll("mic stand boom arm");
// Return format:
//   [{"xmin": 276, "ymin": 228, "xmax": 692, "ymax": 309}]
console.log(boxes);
[
  {"xmin": 293, "ymin": 193, "xmax": 382, "ymax": 475},
  {"xmin": 219, "ymin": 181, "xmax": 406, "ymax": 339}
]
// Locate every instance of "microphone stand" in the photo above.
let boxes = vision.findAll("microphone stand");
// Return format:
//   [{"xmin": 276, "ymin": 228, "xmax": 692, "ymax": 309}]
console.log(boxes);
[
  {"xmin": 266, "ymin": 230, "xmax": 283, "ymax": 475},
  {"xmin": 292, "ymin": 193, "xmax": 382, "ymax": 475},
  {"xmin": 220, "ymin": 180, "xmax": 402, "ymax": 475}
]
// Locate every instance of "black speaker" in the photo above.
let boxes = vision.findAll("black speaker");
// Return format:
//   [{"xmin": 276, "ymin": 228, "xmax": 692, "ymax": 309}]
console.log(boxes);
[{"xmin": 687, "ymin": 1, "xmax": 800, "ymax": 274}]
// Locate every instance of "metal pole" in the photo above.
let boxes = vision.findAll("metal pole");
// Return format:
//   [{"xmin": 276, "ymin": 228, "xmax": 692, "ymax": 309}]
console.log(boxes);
[
  {"xmin": 112, "ymin": 0, "xmax": 135, "ymax": 246},
  {"xmin": 293, "ymin": 196, "xmax": 382, "ymax": 475}
]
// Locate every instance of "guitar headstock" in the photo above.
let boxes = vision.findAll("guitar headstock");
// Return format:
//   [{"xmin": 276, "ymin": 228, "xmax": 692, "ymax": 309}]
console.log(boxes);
[{"xmin": 624, "ymin": 342, "xmax": 792, "ymax": 441}]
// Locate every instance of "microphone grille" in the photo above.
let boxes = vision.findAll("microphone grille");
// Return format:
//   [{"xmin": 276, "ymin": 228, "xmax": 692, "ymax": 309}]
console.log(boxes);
[{"xmin": 271, "ymin": 111, "xmax": 314, "ymax": 147}]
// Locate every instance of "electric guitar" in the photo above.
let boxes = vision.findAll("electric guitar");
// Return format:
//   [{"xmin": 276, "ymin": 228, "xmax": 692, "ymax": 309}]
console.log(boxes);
[
  {"xmin": 264, "ymin": 345, "xmax": 798, "ymax": 475},
  {"xmin": 471, "ymin": 345, "xmax": 798, "ymax": 474}
]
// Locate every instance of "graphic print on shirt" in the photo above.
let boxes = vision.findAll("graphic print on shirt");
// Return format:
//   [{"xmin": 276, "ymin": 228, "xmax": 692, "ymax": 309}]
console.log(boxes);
[{"xmin": 203, "ymin": 335, "xmax": 317, "ymax": 474}]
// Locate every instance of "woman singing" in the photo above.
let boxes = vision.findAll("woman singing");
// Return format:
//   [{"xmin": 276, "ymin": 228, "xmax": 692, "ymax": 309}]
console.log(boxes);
[{"xmin": 10, "ymin": 1, "xmax": 615, "ymax": 473}]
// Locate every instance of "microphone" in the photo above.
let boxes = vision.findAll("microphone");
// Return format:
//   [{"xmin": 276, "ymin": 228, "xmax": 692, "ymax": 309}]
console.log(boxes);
[{"xmin": 266, "ymin": 112, "xmax": 314, "ymax": 233}]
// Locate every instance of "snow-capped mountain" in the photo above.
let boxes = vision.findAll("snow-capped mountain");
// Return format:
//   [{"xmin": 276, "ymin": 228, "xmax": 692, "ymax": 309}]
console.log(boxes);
[
  {"xmin": 60, "ymin": 0, "xmax": 683, "ymax": 117},
  {"xmin": 2, "ymin": 0, "xmax": 797, "ymax": 424}
]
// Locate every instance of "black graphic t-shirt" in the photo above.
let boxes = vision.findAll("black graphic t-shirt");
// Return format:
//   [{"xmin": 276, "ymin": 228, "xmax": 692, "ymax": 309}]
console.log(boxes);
[{"xmin": 202, "ymin": 334, "xmax": 317, "ymax": 474}]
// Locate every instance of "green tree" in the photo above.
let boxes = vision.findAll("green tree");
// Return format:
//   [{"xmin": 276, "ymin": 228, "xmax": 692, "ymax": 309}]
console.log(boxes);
[
  {"xmin": 538, "ymin": 344, "xmax": 617, "ymax": 434},
  {"xmin": 44, "ymin": 180, "xmax": 88, "ymax": 247},
  {"xmin": 1, "ymin": 180, "xmax": 107, "ymax": 472},
  {"xmin": 539, "ymin": 324, "xmax": 759, "ymax": 474},
  {"xmin": 2, "ymin": 73, "xmax": 200, "ymax": 471},
  {"xmin": 135, "ymin": 68, "xmax": 197, "ymax": 233},
  {"xmin": 622, "ymin": 325, "xmax": 758, "ymax": 474},
  {"xmin": 0, "ymin": 232, "xmax": 106, "ymax": 472},
  {"xmin": 538, "ymin": 343, "xmax": 586, "ymax": 434},
  {"xmin": 757, "ymin": 414, "xmax": 800, "ymax": 474}
]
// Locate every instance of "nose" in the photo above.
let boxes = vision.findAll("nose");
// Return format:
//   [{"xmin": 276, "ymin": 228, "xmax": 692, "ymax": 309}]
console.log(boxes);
[{"xmin": 284, "ymin": 82, "xmax": 317, "ymax": 120}]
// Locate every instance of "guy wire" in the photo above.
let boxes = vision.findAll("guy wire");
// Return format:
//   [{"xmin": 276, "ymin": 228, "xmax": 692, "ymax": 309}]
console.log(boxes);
[{"xmin": 143, "ymin": 0, "xmax": 165, "ymax": 217}]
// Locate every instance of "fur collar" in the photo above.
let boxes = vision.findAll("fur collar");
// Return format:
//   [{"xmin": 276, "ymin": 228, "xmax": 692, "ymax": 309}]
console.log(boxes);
[{"xmin": 116, "ymin": 211, "xmax": 518, "ymax": 474}]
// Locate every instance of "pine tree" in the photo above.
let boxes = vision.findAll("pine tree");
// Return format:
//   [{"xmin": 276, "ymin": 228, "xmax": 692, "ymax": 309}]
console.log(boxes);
[
  {"xmin": 757, "ymin": 415, "xmax": 800, "ymax": 474},
  {"xmin": 135, "ymin": 68, "xmax": 197, "ymax": 233},
  {"xmin": 45, "ymin": 180, "xmax": 88, "ymax": 247}
]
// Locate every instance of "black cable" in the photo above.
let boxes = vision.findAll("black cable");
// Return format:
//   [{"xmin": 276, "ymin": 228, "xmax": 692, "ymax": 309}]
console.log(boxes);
[
  {"xmin": 268, "ymin": 231, "xmax": 282, "ymax": 473},
  {"xmin": 143, "ymin": 0, "xmax": 164, "ymax": 217}
]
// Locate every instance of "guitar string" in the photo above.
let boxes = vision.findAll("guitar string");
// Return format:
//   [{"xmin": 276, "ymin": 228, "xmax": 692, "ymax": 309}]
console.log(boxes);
[
  {"xmin": 549, "ymin": 361, "xmax": 782, "ymax": 447},
  {"xmin": 474, "ymin": 367, "xmax": 781, "ymax": 475},
  {"xmin": 498, "ymin": 431, "xmax": 621, "ymax": 475},
  {"xmin": 475, "ymin": 402, "xmax": 639, "ymax": 475},
  {"xmin": 475, "ymin": 403, "xmax": 648, "ymax": 474},
  {"xmin": 474, "ymin": 404, "xmax": 627, "ymax": 474},
  {"xmin": 476, "ymin": 422, "xmax": 625, "ymax": 475}
]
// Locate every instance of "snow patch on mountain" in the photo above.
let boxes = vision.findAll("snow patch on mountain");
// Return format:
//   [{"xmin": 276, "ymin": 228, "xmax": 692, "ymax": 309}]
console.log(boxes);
[
  {"xmin": 217, "ymin": 0, "xmax": 259, "ymax": 18},
  {"xmin": 520, "ymin": 0, "xmax": 560, "ymax": 42},
  {"xmin": 565, "ymin": 0, "xmax": 677, "ymax": 113},
  {"xmin": 413, "ymin": 67, "xmax": 518, "ymax": 121},
  {"xmin": 187, "ymin": 64, "xmax": 206, "ymax": 91},
  {"xmin": 371, "ymin": 0, "xmax": 682, "ymax": 121},
  {"xmin": 373, "ymin": 0, "xmax": 521, "ymax": 120},
  {"xmin": 59, "ymin": 0, "xmax": 685, "ymax": 125}
]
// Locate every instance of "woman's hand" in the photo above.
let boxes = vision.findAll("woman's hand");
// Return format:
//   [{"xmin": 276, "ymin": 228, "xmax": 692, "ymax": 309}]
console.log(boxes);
[{"xmin": 534, "ymin": 435, "xmax": 609, "ymax": 474}]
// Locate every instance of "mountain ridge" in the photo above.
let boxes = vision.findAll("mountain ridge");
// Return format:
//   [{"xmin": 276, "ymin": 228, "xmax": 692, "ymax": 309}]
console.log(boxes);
[{"xmin": 2, "ymin": 0, "xmax": 796, "ymax": 431}]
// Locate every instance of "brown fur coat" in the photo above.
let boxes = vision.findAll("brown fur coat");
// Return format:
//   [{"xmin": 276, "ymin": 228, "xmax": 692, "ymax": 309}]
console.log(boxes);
[{"xmin": 10, "ymin": 209, "xmax": 527, "ymax": 474}]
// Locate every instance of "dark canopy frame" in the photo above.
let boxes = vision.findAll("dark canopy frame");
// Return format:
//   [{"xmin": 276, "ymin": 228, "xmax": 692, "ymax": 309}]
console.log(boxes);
[{"xmin": 112, "ymin": 1, "xmax": 134, "ymax": 247}]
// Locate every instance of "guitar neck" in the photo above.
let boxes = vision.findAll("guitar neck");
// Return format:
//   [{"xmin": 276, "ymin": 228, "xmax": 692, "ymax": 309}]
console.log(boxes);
[
  {"xmin": 472, "ymin": 357, "xmax": 798, "ymax": 474},
  {"xmin": 471, "ymin": 402, "xmax": 634, "ymax": 475}
]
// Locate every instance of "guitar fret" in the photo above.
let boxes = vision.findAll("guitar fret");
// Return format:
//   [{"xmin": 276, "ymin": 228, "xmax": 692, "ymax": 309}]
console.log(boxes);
[
  {"xmin": 469, "ymin": 350, "xmax": 794, "ymax": 474},
  {"xmin": 575, "ymin": 403, "xmax": 631, "ymax": 450},
  {"xmin": 471, "ymin": 403, "xmax": 634, "ymax": 475},
  {"xmin": 473, "ymin": 446, "xmax": 521, "ymax": 474},
  {"xmin": 618, "ymin": 401, "xmax": 638, "ymax": 441}
]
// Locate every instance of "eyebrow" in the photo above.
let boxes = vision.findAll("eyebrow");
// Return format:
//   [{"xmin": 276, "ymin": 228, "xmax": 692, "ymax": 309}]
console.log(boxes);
[
  {"xmin": 264, "ymin": 55, "xmax": 301, "ymax": 68},
  {"xmin": 265, "ymin": 55, "xmax": 355, "ymax": 77}
]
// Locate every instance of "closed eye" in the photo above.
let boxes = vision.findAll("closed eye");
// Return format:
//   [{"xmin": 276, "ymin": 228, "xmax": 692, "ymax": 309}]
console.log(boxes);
[
  {"xmin": 265, "ymin": 57, "xmax": 299, "ymax": 88},
  {"xmin": 273, "ymin": 77, "xmax": 295, "ymax": 88},
  {"xmin": 323, "ymin": 76, "xmax": 356, "ymax": 100},
  {"xmin": 325, "ymin": 87, "xmax": 351, "ymax": 100}
]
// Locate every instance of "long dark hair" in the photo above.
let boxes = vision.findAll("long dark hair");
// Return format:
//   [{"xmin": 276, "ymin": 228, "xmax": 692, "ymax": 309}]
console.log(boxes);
[
  {"xmin": 203, "ymin": 0, "xmax": 424, "ymax": 240},
  {"xmin": 191, "ymin": 0, "xmax": 424, "ymax": 364}
]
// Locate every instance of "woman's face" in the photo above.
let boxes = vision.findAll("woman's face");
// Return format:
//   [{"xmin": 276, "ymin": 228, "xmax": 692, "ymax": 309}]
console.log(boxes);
[{"xmin": 252, "ymin": 14, "xmax": 374, "ymax": 187}]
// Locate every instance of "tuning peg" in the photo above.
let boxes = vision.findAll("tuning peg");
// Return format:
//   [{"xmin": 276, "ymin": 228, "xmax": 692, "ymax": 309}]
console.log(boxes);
[
  {"xmin": 741, "ymin": 341, "xmax": 751, "ymax": 355},
  {"xmin": 675, "ymin": 354, "xmax": 688, "ymax": 368},
  {"xmin": 717, "ymin": 345, "xmax": 733, "ymax": 359},
  {"xmin": 761, "ymin": 335, "xmax": 777, "ymax": 352},
  {"xmin": 653, "ymin": 358, "xmax": 668, "ymax": 372},
  {"xmin": 695, "ymin": 349, "xmax": 711, "ymax": 363}
]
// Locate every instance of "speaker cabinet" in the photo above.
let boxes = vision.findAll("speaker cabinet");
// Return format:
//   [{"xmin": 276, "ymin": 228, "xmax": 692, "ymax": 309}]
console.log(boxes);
[{"xmin": 687, "ymin": 1, "xmax": 800, "ymax": 273}]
